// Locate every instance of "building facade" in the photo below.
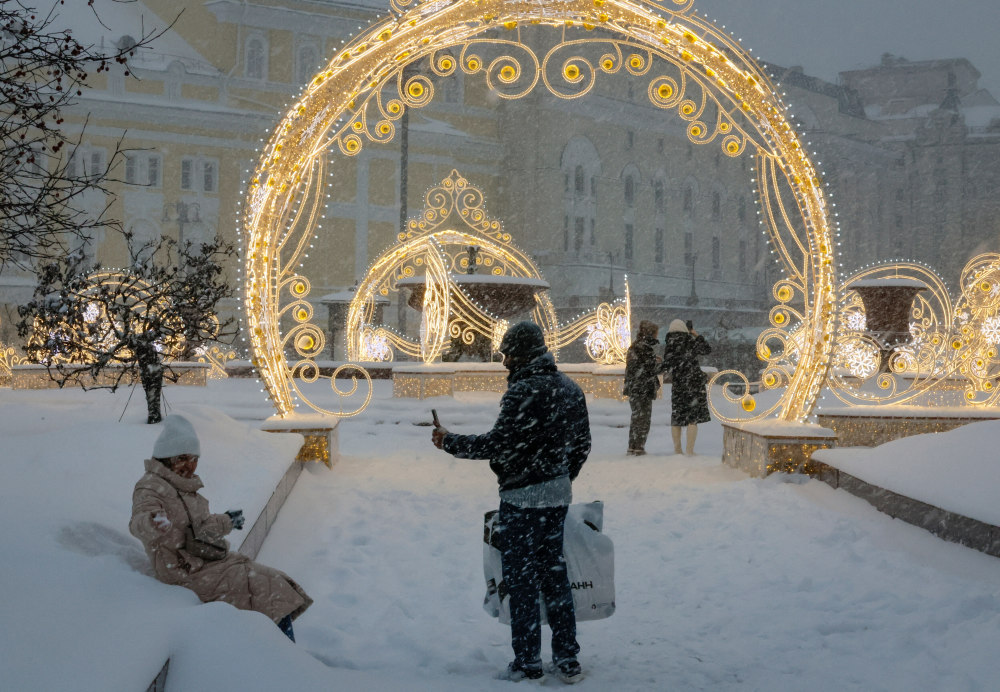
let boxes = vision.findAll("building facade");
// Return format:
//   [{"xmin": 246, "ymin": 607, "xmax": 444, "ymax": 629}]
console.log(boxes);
[{"xmin": 3, "ymin": 2, "xmax": 998, "ymax": 364}]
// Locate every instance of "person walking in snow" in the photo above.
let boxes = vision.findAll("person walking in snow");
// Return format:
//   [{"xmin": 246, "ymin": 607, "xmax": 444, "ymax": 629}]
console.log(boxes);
[
  {"xmin": 661, "ymin": 319, "xmax": 712, "ymax": 455},
  {"xmin": 129, "ymin": 414, "xmax": 312, "ymax": 641},
  {"xmin": 431, "ymin": 321, "xmax": 591, "ymax": 684},
  {"xmin": 622, "ymin": 319, "xmax": 661, "ymax": 455}
]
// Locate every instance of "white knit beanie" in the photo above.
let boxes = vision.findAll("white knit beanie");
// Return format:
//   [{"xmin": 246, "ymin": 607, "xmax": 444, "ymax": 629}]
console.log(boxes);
[
  {"xmin": 152, "ymin": 414, "xmax": 201, "ymax": 459},
  {"xmin": 667, "ymin": 319, "xmax": 688, "ymax": 333}
]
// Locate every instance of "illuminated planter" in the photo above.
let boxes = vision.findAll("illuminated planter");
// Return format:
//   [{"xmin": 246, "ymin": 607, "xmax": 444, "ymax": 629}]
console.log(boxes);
[{"xmin": 849, "ymin": 277, "xmax": 927, "ymax": 372}]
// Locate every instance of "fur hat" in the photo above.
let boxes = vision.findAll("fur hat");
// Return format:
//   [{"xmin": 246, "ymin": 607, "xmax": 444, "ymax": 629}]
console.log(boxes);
[
  {"xmin": 499, "ymin": 321, "xmax": 548, "ymax": 360},
  {"xmin": 637, "ymin": 320, "xmax": 659, "ymax": 339},
  {"xmin": 152, "ymin": 414, "xmax": 201, "ymax": 459},
  {"xmin": 667, "ymin": 319, "xmax": 689, "ymax": 333}
]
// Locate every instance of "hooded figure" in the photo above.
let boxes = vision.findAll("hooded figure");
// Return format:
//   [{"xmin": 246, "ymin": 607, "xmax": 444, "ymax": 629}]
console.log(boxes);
[
  {"xmin": 130, "ymin": 414, "xmax": 312, "ymax": 640},
  {"xmin": 622, "ymin": 320, "xmax": 660, "ymax": 455},
  {"xmin": 661, "ymin": 319, "xmax": 712, "ymax": 455},
  {"xmin": 431, "ymin": 322, "xmax": 591, "ymax": 683}
]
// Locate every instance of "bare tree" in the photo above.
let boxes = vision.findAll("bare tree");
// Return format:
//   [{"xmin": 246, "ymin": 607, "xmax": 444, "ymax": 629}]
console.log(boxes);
[
  {"xmin": 17, "ymin": 232, "xmax": 238, "ymax": 423},
  {"xmin": 0, "ymin": 0, "xmax": 171, "ymax": 268}
]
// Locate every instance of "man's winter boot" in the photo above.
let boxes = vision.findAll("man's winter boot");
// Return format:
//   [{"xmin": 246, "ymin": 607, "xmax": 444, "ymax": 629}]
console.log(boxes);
[
  {"xmin": 553, "ymin": 658, "xmax": 584, "ymax": 684},
  {"xmin": 498, "ymin": 660, "xmax": 544, "ymax": 682}
]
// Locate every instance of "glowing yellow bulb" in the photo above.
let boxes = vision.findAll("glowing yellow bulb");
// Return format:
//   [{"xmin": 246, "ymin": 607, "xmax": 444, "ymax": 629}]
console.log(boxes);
[
  {"xmin": 565, "ymin": 63, "xmax": 580, "ymax": 80},
  {"xmin": 741, "ymin": 396, "xmax": 756, "ymax": 412},
  {"xmin": 499, "ymin": 65, "xmax": 516, "ymax": 82},
  {"xmin": 296, "ymin": 309, "xmax": 309, "ymax": 321},
  {"xmin": 657, "ymin": 83, "xmax": 673, "ymax": 99}
]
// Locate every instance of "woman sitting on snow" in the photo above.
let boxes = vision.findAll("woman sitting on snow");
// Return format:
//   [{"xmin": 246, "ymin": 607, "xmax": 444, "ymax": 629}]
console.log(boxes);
[{"xmin": 129, "ymin": 414, "xmax": 312, "ymax": 641}]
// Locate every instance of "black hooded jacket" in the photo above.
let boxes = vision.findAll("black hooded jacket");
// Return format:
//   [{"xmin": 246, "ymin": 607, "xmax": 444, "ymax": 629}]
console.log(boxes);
[
  {"xmin": 442, "ymin": 352, "xmax": 591, "ymax": 492},
  {"xmin": 623, "ymin": 334, "xmax": 661, "ymax": 401}
]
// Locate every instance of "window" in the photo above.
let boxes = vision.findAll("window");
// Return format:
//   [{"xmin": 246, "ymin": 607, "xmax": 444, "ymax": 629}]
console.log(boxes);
[
  {"xmin": 181, "ymin": 159, "xmax": 193, "ymax": 191},
  {"xmin": 68, "ymin": 148, "xmax": 106, "ymax": 179},
  {"xmin": 245, "ymin": 36, "xmax": 267, "ymax": 80},
  {"xmin": 624, "ymin": 176, "xmax": 635, "ymax": 206},
  {"xmin": 683, "ymin": 187, "xmax": 693, "ymax": 216},
  {"xmin": 589, "ymin": 218, "xmax": 595, "ymax": 245},
  {"xmin": 203, "ymin": 161, "xmax": 216, "ymax": 193},
  {"xmin": 626, "ymin": 130, "xmax": 634, "ymax": 149},
  {"xmin": 739, "ymin": 239, "xmax": 747, "ymax": 272},
  {"xmin": 655, "ymin": 225, "xmax": 664, "ymax": 263},
  {"xmin": 711, "ymin": 191, "xmax": 721, "ymax": 221},
  {"xmin": 624, "ymin": 223, "xmax": 633, "ymax": 261},
  {"xmin": 441, "ymin": 71, "xmax": 462, "ymax": 104},
  {"xmin": 684, "ymin": 231, "xmax": 693, "ymax": 255},
  {"xmin": 296, "ymin": 44, "xmax": 319, "ymax": 86},
  {"xmin": 574, "ymin": 217, "xmax": 585, "ymax": 253},
  {"xmin": 591, "ymin": 176, "xmax": 597, "ymax": 197},
  {"xmin": 712, "ymin": 236, "xmax": 721, "ymax": 270},
  {"xmin": 124, "ymin": 152, "xmax": 162, "ymax": 187},
  {"xmin": 563, "ymin": 216, "xmax": 569, "ymax": 251},
  {"xmin": 575, "ymin": 166, "xmax": 585, "ymax": 194},
  {"xmin": 654, "ymin": 181, "xmax": 665, "ymax": 213},
  {"xmin": 738, "ymin": 195, "xmax": 746, "ymax": 223},
  {"xmin": 180, "ymin": 157, "xmax": 219, "ymax": 193}
]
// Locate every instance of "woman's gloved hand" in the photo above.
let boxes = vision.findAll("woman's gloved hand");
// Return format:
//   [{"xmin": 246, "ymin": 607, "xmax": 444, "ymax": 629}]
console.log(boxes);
[{"xmin": 225, "ymin": 509, "xmax": 245, "ymax": 530}]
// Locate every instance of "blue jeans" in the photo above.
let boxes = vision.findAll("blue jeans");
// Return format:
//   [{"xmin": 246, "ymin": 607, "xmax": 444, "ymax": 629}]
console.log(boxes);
[{"xmin": 497, "ymin": 501, "xmax": 580, "ymax": 668}]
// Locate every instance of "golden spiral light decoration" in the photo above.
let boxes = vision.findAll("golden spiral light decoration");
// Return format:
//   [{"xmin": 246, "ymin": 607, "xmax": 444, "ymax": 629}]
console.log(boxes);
[{"xmin": 243, "ymin": 0, "xmax": 838, "ymax": 421}]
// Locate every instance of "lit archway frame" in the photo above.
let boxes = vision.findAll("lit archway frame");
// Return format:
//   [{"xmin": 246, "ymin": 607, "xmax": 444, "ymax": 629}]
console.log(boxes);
[{"xmin": 242, "ymin": 0, "xmax": 837, "ymax": 420}]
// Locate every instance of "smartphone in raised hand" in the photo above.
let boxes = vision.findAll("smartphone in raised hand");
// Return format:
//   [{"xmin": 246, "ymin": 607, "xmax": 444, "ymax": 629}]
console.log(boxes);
[{"xmin": 431, "ymin": 409, "xmax": 441, "ymax": 428}]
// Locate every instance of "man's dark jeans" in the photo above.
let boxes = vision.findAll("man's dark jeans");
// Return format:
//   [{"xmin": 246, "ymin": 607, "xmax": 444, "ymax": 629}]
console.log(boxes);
[
  {"xmin": 628, "ymin": 396, "xmax": 653, "ymax": 451},
  {"xmin": 497, "ymin": 501, "xmax": 580, "ymax": 668}
]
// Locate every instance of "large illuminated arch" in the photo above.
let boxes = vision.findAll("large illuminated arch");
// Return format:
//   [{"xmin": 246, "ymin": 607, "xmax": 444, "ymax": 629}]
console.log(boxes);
[{"xmin": 242, "ymin": 0, "xmax": 837, "ymax": 419}]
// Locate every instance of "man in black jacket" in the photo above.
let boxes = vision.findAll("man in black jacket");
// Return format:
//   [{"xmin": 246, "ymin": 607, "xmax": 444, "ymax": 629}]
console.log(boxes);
[{"xmin": 432, "ymin": 321, "xmax": 591, "ymax": 684}]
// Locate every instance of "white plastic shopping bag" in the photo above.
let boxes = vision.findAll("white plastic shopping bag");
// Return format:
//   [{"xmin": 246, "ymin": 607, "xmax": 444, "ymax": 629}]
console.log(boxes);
[{"xmin": 482, "ymin": 501, "xmax": 615, "ymax": 624}]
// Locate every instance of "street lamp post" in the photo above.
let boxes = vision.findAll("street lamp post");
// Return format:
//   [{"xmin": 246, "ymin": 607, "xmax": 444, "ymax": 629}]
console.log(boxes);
[{"xmin": 685, "ymin": 251, "xmax": 699, "ymax": 306}]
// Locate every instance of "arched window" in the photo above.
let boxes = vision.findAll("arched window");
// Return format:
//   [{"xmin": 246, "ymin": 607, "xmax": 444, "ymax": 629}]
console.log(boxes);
[
  {"xmin": 624, "ymin": 175, "xmax": 635, "ymax": 207},
  {"xmin": 296, "ymin": 44, "xmax": 319, "ymax": 86},
  {"xmin": 711, "ymin": 191, "xmax": 721, "ymax": 221},
  {"xmin": 574, "ymin": 165, "xmax": 585, "ymax": 194},
  {"xmin": 655, "ymin": 226, "xmax": 664, "ymax": 263},
  {"xmin": 654, "ymin": 180, "xmax": 665, "ymax": 213},
  {"xmin": 683, "ymin": 187, "xmax": 693, "ymax": 216},
  {"xmin": 738, "ymin": 195, "xmax": 747, "ymax": 223},
  {"xmin": 712, "ymin": 236, "xmax": 721, "ymax": 270},
  {"xmin": 245, "ymin": 36, "xmax": 266, "ymax": 80}
]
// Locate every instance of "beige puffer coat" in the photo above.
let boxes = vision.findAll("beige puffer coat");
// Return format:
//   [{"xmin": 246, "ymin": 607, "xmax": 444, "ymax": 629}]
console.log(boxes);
[{"xmin": 129, "ymin": 458, "xmax": 312, "ymax": 623}]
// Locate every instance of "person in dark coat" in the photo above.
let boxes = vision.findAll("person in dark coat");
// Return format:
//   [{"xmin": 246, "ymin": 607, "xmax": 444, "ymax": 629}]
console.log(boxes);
[
  {"xmin": 661, "ymin": 319, "xmax": 712, "ymax": 455},
  {"xmin": 431, "ymin": 321, "xmax": 591, "ymax": 684},
  {"xmin": 622, "ymin": 320, "xmax": 661, "ymax": 455}
]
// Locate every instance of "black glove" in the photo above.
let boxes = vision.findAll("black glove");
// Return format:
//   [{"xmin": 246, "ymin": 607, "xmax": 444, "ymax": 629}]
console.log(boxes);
[{"xmin": 225, "ymin": 509, "xmax": 245, "ymax": 530}]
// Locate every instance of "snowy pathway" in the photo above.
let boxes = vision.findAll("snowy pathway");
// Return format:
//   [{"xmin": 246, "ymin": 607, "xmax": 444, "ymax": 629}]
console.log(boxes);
[{"xmin": 258, "ymin": 390, "xmax": 1000, "ymax": 691}]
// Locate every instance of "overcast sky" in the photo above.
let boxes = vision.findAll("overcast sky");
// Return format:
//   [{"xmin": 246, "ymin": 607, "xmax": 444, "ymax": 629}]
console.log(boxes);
[{"xmin": 692, "ymin": 0, "xmax": 1000, "ymax": 97}]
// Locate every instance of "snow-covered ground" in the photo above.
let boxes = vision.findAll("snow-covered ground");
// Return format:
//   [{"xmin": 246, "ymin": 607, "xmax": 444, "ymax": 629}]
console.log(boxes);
[{"xmin": 2, "ymin": 379, "xmax": 1000, "ymax": 691}]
